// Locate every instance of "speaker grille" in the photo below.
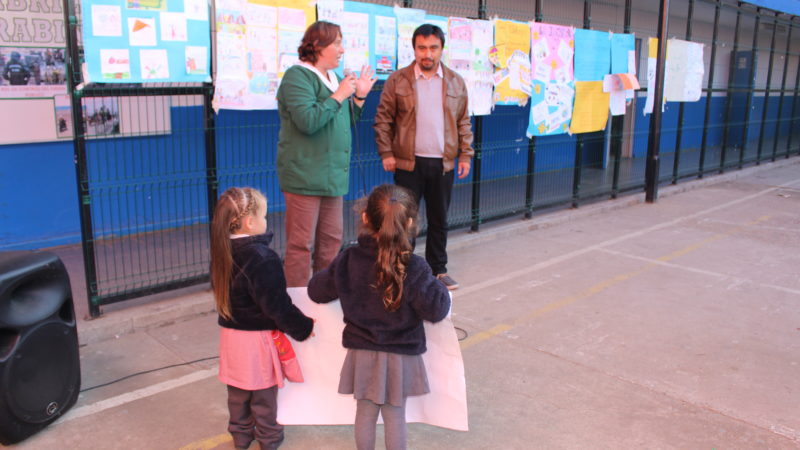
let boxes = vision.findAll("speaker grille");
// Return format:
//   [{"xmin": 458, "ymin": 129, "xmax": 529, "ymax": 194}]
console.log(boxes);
[{"xmin": 4, "ymin": 322, "xmax": 79, "ymax": 423}]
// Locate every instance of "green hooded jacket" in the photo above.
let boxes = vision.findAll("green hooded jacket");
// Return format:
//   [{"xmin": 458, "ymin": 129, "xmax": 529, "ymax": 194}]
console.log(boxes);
[{"xmin": 276, "ymin": 65, "xmax": 362, "ymax": 197}]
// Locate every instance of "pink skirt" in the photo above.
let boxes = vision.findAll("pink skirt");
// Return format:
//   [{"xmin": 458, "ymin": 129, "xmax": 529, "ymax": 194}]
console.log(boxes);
[{"xmin": 218, "ymin": 328, "xmax": 288, "ymax": 391}]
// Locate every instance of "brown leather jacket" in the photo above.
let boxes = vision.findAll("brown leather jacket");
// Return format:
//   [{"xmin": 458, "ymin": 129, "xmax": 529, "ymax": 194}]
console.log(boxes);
[{"xmin": 374, "ymin": 62, "xmax": 474, "ymax": 173}]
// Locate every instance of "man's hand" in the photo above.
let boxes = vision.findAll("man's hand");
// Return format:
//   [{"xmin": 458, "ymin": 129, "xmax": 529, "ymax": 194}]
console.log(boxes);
[
  {"xmin": 457, "ymin": 161, "xmax": 471, "ymax": 179},
  {"xmin": 382, "ymin": 156, "xmax": 396, "ymax": 172}
]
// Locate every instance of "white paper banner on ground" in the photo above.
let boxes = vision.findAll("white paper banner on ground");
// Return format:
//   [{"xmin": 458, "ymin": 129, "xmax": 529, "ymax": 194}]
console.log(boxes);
[{"xmin": 277, "ymin": 288, "xmax": 469, "ymax": 431}]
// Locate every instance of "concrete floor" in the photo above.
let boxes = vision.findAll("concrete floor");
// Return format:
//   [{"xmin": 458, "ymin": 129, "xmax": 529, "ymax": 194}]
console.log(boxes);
[{"xmin": 10, "ymin": 159, "xmax": 800, "ymax": 449}]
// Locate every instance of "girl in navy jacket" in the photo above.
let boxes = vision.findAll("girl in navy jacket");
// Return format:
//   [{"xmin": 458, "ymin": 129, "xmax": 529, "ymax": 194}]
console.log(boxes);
[{"xmin": 308, "ymin": 184, "xmax": 450, "ymax": 450}]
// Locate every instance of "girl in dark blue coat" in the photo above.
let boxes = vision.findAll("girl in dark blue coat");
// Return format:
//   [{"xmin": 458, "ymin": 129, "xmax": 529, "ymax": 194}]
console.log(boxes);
[{"xmin": 308, "ymin": 184, "xmax": 450, "ymax": 450}]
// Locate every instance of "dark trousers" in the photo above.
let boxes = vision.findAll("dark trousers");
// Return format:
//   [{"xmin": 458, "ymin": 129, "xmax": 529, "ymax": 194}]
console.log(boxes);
[
  {"xmin": 394, "ymin": 157, "xmax": 454, "ymax": 275},
  {"xmin": 227, "ymin": 385, "xmax": 284, "ymax": 450}
]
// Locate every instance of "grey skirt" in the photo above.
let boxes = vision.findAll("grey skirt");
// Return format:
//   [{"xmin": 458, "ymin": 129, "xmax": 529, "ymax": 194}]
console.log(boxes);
[{"xmin": 338, "ymin": 348, "xmax": 430, "ymax": 407}]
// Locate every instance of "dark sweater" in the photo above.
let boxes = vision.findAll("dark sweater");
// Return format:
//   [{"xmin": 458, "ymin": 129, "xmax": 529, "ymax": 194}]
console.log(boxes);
[
  {"xmin": 218, "ymin": 232, "xmax": 313, "ymax": 341},
  {"xmin": 307, "ymin": 235, "xmax": 451, "ymax": 355}
]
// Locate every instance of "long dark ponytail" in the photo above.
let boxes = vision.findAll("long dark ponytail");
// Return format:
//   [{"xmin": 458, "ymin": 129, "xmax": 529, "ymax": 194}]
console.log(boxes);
[{"xmin": 363, "ymin": 184, "xmax": 418, "ymax": 312}]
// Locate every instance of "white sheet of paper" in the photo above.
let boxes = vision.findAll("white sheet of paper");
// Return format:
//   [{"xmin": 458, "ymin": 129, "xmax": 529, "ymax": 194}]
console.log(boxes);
[
  {"xmin": 92, "ymin": 4, "xmax": 122, "ymax": 37},
  {"xmin": 160, "ymin": 12, "xmax": 188, "ymax": 41},
  {"xmin": 100, "ymin": 49, "xmax": 130, "ymax": 77},
  {"xmin": 185, "ymin": 46, "xmax": 208, "ymax": 75},
  {"xmin": 532, "ymin": 101, "xmax": 549, "ymax": 124},
  {"xmin": 140, "ymin": 49, "xmax": 169, "ymax": 79},
  {"xmin": 609, "ymin": 90, "xmax": 627, "ymax": 115},
  {"xmin": 184, "ymin": 0, "xmax": 208, "ymax": 21},
  {"xmin": 128, "ymin": 18, "xmax": 156, "ymax": 46},
  {"xmin": 628, "ymin": 50, "xmax": 636, "ymax": 75},
  {"xmin": 277, "ymin": 288, "xmax": 469, "ymax": 431}
]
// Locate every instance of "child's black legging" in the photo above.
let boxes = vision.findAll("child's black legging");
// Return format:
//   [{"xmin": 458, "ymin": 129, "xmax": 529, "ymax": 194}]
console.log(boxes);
[{"xmin": 355, "ymin": 398, "xmax": 406, "ymax": 450}]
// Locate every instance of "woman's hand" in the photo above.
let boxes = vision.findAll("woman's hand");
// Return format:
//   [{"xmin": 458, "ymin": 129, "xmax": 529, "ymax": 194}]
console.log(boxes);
[
  {"xmin": 355, "ymin": 65, "xmax": 377, "ymax": 99},
  {"xmin": 331, "ymin": 73, "xmax": 356, "ymax": 104}
]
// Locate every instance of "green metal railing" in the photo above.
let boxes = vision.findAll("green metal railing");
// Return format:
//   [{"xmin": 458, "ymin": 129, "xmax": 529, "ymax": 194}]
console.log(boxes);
[{"xmin": 63, "ymin": 0, "xmax": 800, "ymax": 317}]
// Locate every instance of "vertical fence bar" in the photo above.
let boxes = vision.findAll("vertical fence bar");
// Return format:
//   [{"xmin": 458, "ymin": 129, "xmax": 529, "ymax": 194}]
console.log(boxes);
[
  {"xmin": 738, "ymin": 8, "xmax": 760, "ymax": 169},
  {"xmin": 672, "ymin": 0, "xmax": 694, "ymax": 183},
  {"xmin": 757, "ymin": 11, "xmax": 778, "ymax": 163},
  {"xmin": 204, "ymin": 85, "xmax": 218, "ymax": 225},
  {"xmin": 611, "ymin": 0, "xmax": 632, "ymax": 198},
  {"xmin": 699, "ymin": 0, "xmax": 721, "ymax": 178},
  {"xmin": 525, "ymin": 0, "xmax": 544, "ymax": 218},
  {"xmin": 645, "ymin": 0, "xmax": 670, "ymax": 203},
  {"xmin": 720, "ymin": 2, "xmax": 743, "ymax": 173},
  {"xmin": 470, "ymin": 0, "xmax": 486, "ymax": 231},
  {"xmin": 64, "ymin": 0, "xmax": 101, "ymax": 317},
  {"xmin": 573, "ymin": 0, "xmax": 591, "ymax": 208},
  {"xmin": 773, "ymin": 20, "xmax": 793, "ymax": 160}
]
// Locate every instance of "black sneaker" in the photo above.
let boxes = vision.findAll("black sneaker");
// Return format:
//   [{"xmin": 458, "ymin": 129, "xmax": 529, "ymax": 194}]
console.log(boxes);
[{"xmin": 437, "ymin": 273, "xmax": 459, "ymax": 290}]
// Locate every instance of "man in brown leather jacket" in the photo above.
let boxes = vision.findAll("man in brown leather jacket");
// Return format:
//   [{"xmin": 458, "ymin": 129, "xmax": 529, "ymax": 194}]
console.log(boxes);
[{"xmin": 374, "ymin": 24, "xmax": 474, "ymax": 290}]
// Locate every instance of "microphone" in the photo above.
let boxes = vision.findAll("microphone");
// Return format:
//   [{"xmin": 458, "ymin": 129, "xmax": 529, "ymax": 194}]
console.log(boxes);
[{"xmin": 343, "ymin": 68, "xmax": 356, "ymax": 98}]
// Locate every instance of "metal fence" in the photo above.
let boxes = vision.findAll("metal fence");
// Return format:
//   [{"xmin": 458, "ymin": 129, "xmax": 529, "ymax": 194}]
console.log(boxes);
[{"xmin": 63, "ymin": 0, "xmax": 800, "ymax": 317}]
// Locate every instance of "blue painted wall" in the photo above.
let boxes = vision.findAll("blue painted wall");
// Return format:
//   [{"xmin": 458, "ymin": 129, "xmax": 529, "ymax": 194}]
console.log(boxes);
[{"xmin": 1, "ymin": 93, "xmax": 797, "ymax": 250}]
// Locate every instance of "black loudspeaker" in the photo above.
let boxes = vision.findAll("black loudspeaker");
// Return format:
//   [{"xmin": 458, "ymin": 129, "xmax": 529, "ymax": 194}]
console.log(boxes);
[{"xmin": 0, "ymin": 251, "xmax": 80, "ymax": 445}]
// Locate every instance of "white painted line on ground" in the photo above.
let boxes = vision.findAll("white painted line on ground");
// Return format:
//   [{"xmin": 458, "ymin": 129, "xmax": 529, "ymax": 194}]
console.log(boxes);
[
  {"xmin": 597, "ymin": 247, "xmax": 800, "ymax": 296},
  {"xmin": 457, "ymin": 176, "xmax": 800, "ymax": 298},
  {"xmin": 54, "ymin": 366, "xmax": 218, "ymax": 425}
]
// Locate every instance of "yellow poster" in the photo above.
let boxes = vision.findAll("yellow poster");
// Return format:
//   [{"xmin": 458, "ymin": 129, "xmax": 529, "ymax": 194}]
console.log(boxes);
[
  {"xmin": 569, "ymin": 81, "xmax": 610, "ymax": 134},
  {"xmin": 649, "ymin": 37, "xmax": 658, "ymax": 58},
  {"xmin": 493, "ymin": 19, "xmax": 531, "ymax": 106}
]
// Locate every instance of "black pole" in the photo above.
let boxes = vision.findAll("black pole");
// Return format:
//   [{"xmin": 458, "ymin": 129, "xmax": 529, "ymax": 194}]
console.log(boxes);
[
  {"xmin": 757, "ymin": 12, "xmax": 779, "ymax": 163},
  {"xmin": 699, "ymin": 0, "xmax": 721, "ymax": 178},
  {"xmin": 645, "ymin": 0, "xmax": 670, "ymax": 203},
  {"xmin": 470, "ymin": 0, "xmax": 486, "ymax": 231},
  {"xmin": 773, "ymin": 21, "xmax": 793, "ymax": 160},
  {"xmin": 525, "ymin": 0, "xmax": 544, "ymax": 218},
  {"xmin": 739, "ymin": 9, "xmax": 761, "ymax": 168},
  {"xmin": 573, "ymin": 0, "xmax": 591, "ymax": 208},
  {"xmin": 63, "ymin": 0, "xmax": 102, "ymax": 317},
  {"xmin": 719, "ymin": 2, "xmax": 743, "ymax": 173},
  {"xmin": 204, "ymin": 85, "xmax": 218, "ymax": 229},
  {"xmin": 672, "ymin": 0, "xmax": 694, "ymax": 184},
  {"xmin": 611, "ymin": 0, "xmax": 632, "ymax": 198}
]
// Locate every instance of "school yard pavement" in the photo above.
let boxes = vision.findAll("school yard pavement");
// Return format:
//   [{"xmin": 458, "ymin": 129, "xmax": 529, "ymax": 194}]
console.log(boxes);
[{"xmin": 12, "ymin": 158, "xmax": 800, "ymax": 449}]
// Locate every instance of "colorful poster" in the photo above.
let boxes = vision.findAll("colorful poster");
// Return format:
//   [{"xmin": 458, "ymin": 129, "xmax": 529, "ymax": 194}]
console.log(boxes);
[
  {"xmin": 574, "ymin": 29, "xmax": 611, "ymax": 81},
  {"xmin": 82, "ymin": 0, "xmax": 211, "ymax": 83},
  {"xmin": 213, "ymin": 0, "xmax": 314, "ymax": 111},
  {"xmin": 664, "ymin": 39, "xmax": 704, "ymax": 102},
  {"xmin": 394, "ymin": 7, "xmax": 426, "ymax": 69},
  {"xmin": 0, "ymin": 0, "xmax": 68, "ymax": 98},
  {"xmin": 610, "ymin": 33, "xmax": 635, "ymax": 75},
  {"xmin": 316, "ymin": 0, "xmax": 344, "ymax": 24},
  {"xmin": 341, "ymin": 11, "xmax": 370, "ymax": 72},
  {"xmin": 374, "ymin": 13, "xmax": 397, "ymax": 78},
  {"xmin": 570, "ymin": 81, "xmax": 609, "ymax": 133},
  {"xmin": 469, "ymin": 19, "xmax": 494, "ymax": 116},
  {"xmin": 331, "ymin": 2, "xmax": 396, "ymax": 81},
  {"xmin": 493, "ymin": 19, "xmax": 531, "ymax": 106},
  {"xmin": 0, "ymin": 47, "xmax": 68, "ymax": 98},
  {"xmin": 527, "ymin": 22, "xmax": 574, "ymax": 137},
  {"xmin": 445, "ymin": 17, "xmax": 492, "ymax": 116}
]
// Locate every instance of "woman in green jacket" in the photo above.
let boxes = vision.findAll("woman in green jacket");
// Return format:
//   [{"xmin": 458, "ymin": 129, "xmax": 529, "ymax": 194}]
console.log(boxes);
[{"xmin": 277, "ymin": 21, "xmax": 376, "ymax": 287}]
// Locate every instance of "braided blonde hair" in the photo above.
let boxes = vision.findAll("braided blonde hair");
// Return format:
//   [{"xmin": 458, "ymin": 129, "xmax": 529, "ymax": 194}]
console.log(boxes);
[{"xmin": 210, "ymin": 187, "xmax": 267, "ymax": 320}]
